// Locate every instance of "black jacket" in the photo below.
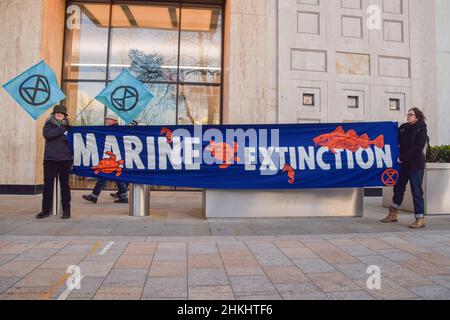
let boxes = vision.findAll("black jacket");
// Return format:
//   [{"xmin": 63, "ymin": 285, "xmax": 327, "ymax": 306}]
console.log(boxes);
[
  {"xmin": 398, "ymin": 121, "xmax": 428, "ymax": 171},
  {"xmin": 43, "ymin": 120, "xmax": 72, "ymax": 162}
]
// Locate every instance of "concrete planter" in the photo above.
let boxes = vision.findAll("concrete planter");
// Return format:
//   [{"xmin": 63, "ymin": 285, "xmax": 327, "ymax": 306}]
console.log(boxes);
[
  {"xmin": 383, "ymin": 163, "xmax": 450, "ymax": 215},
  {"xmin": 204, "ymin": 189, "xmax": 364, "ymax": 218}
]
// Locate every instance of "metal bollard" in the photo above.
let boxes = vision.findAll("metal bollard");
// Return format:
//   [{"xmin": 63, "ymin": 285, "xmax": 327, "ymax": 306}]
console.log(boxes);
[
  {"xmin": 129, "ymin": 184, "xmax": 150, "ymax": 217},
  {"xmin": 52, "ymin": 177, "xmax": 62, "ymax": 216}
]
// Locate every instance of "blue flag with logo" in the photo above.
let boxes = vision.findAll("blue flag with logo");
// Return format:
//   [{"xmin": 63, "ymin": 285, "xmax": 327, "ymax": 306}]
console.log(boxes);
[
  {"xmin": 95, "ymin": 70, "xmax": 153, "ymax": 124},
  {"xmin": 2, "ymin": 61, "xmax": 66, "ymax": 120}
]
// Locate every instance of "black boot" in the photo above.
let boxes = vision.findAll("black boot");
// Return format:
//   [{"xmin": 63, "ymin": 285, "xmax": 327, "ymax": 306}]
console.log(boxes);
[
  {"xmin": 115, "ymin": 197, "xmax": 129, "ymax": 204},
  {"xmin": 82, "ymin": 194, "xmax": 98, "ymax": 203},
  {"xmin": 62, "ymin": 208, "xmax": 71, "ymax": 220},
  {"xmin": 36, "ymin": 211, "xmax": 51, "ymax": 219},
  {"xmin": 110, "ymin": 192, "xmax": 119, "ymax": 199}
]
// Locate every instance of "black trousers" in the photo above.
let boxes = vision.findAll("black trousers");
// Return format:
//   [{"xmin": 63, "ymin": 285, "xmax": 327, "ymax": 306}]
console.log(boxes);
[{"xmin": 42, "ymin": 160, "xmax": 72, "ymax": 213}]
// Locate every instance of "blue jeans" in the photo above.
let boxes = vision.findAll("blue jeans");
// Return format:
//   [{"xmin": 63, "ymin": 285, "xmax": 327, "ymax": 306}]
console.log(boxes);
[
  {"xmin": 392, "ymin": 165, "xmax": 425, "ymax": 218},
  {"xmin": 92, "ymin": 179, "xmax": 128, "ymax": 199}
]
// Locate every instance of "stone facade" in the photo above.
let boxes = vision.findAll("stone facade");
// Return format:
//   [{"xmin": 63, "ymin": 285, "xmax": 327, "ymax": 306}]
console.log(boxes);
[
  {"xmin": 277, "ymin": 0, "xmax": 439, "ymax": 145},
  {"xmin": 0, "ymin": 0, "xmax": 449, "ymax": 191},
  {"xmin": 0, "ymin": 0, "xmax": 65, "ymax": 189},
  {"xmin": 223, "ymin": 0, "xmax": 278, "ymax": 124},
  {"xmin": 436, "ymin": 0, "xmax": 450, "ymax": 145}
]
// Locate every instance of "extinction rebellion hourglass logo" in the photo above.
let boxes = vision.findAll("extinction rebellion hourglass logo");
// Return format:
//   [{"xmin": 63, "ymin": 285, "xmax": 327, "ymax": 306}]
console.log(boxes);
[
  {"xmin": 111, "ymin": 86, "xmax": 139, "ymax": 112},
  {"xmin": 19, "ymin": 75, "xmax": 51, "ymax": 106}
]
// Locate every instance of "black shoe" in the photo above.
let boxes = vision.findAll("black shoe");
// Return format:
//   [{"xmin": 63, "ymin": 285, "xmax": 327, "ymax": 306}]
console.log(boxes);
[
  {"xmin": 115, "ymin": 198, "xmax": 129, "ymax": 204},
  {"xmin": 82, "ymin": 194, "xmax": 98, "ymax": 204},
  {"xmin": 36, "ymin": 211, "xmax": 50, "ymax": 219},
  {"xmin": 110, "ymin": 192, "xmax": 119, "ymax": 199},
  {"xmin": 62, "ymin": 209, "xmax": 71, "ymax": 220}
]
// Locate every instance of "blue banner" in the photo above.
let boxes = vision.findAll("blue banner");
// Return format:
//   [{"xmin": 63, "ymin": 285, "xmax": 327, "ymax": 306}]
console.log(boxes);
[
  {"xmin": 95, "ymin": 70, "xmax": 154, "ymax": 124},
  {"xmin": 2, "ymin": 61, "xmax": 66, "ymax": 120},
  {"xmin": 67, "ymin": 122, "xmax": 400, "ymax": 189}
]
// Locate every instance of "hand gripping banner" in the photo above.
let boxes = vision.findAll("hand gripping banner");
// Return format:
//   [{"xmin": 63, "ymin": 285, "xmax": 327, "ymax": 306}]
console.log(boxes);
[{"xmin": 67, "ymin": 122, "xmax": 400, "ymax": 190}]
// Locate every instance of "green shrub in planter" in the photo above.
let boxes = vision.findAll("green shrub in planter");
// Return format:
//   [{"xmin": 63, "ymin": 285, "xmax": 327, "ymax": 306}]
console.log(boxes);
[{"xmin": 427, "ymin": 146, "xmax": 450, "ymax": 163}]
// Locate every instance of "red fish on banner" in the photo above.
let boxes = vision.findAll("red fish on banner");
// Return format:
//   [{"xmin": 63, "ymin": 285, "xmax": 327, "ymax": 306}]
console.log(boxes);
[{"xmin": 313, "ymin": 126, "xmax": 384, "ymax": 154}]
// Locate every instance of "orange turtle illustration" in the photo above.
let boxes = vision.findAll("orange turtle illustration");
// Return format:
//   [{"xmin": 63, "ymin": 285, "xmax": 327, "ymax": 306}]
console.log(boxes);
[
  {"xmin": 282, "ymin": 164, "xmax": 296, "ymax": 184},
  {"xmin": 313, "ymin": 126, "xmax": 384, "ymax": 154},
  {"xmin": 160, "ymin": 127, "xmax": 173, "ymax": 144},
  {"xmin": 92, "ymin": 151, "xmax": 124, "ymax": 177},
  {"xmin": 205, "ymin": 140, "xmax": 240, "ymax": 169}
]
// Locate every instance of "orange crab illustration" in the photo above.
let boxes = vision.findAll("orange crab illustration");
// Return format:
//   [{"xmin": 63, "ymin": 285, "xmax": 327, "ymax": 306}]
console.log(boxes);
[
  {"xmin": 92, "ymin": 151, "xmax": 124, "ymax": 177},
  {"xmin": 282, "ymin": 164, "xmax": 296, "ymax": 184},
  {"xmin": 160, "ymin": 127, "xmax": 173, "ymax": 144},
  {"xmin": 205, "ymin": 140, "xmax": 240, "ymax": 169}
]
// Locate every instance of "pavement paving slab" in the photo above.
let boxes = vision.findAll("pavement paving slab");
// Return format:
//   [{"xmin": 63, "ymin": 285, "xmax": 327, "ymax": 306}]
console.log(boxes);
[{"xmin": 1, "ymin": 193, "xmax": 450, "ymax": 300}]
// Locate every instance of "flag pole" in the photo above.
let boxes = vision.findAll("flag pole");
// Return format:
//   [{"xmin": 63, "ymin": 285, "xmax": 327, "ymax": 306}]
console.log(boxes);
[{"xmin": 75, "ymin": 97, "xmax": 96, "ymax": 120}]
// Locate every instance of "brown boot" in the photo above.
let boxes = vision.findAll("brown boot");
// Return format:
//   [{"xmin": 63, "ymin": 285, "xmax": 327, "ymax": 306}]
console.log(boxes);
[
  {"xmin": 409, "ymin": 218, "xmax": 426, "ymax": 229},
  {"xmin": 381, "ymin": 207, "xmax": 398, "ymax": 223}
]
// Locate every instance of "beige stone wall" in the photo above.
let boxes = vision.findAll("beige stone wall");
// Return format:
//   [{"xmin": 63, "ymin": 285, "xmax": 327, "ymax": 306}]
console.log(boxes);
[
  {"xmin": 0, "ymin": 0, "xmax": 65, "ymax": 186},
  {"xmin": 0, "ymin": 0, "xmax": 447, "ymax": 190},
  {"xmin": 436, "ymin": 0, "xmax": 450, "ymax": 145},
  {"xmin": 224, "ymin": 0, "xmax": 441, "ymax": 144},
  {"xmin": 278, "ymin": 0, "xmax": 439, "ymax": 143},
  {"xmin": 36, "ymin": 0, "xmax": 66, "ymax": 184},
  {"xmin": 223, "ymin": 0, "xmax": 278, "ymax": 124},
  {"xmin": 0, "ymin": 0, "xmax": 43, "ymax": 185}
]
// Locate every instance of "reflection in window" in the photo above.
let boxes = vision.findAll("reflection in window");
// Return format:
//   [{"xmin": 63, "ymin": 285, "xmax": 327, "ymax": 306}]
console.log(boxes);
[
  {"xmin": 64, "ymin": 82, "xmax": 106, "ymax": 126},
  {"xmin": 108, "ymin": 4, "xmax": 180, "ymax": 80},
  {"xmin": 303, "ymin": 94, "xmax": 315, "ymax": 106},
  {"xmin": 180, "ymin": 7, "xmax": 222, "ymax": 83},
  {"xmin": 347, "ymin": 96, "xmax": 359, "ymax": 109},
  {"xmin": 389, "ymin": 98, "xmax": 401, "ymax": 111},
  {"xmin": 178, "ymin": 85, "xmax": 220, "ymax": 125},
  {"xmin": 64, "ymin": 3, "xmax": 110, "ymax": 80},
  {"xmin": 135, "ymin": 84, "xmax": 177, "ymax": 125},
  {"xmin": 63, "ymin": 1, "xmax": 223, "ymax": 189}
]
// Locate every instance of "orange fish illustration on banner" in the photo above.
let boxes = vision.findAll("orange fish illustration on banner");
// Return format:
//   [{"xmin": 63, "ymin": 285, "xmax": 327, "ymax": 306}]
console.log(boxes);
[
  {"xmin": 160, "ymin": 127, "xmax": 173, "ymax": 144},
  {"xmin": 92, "ymin": 152, "xmax": 124, "ymax": 177},
  {"xmin": 313, "ymin": 126, "xmax": 384, "ymax": 154},
  {"xmin": 205, "ymin": 140, "xmax": 240, "ymax": 169},
  {"xmin": 282, "ymin": 164, "xmax": 296, "ymax": 184}
]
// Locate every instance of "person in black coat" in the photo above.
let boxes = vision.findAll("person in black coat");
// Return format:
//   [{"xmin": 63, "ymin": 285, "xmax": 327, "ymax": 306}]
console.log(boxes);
[
  {"xmin": 36, "ymin": 105, "xmax": 72, "ymax": 220},
  {"xmin": 382, "ymin": 107, "xmax": 428, "ymax": 229}
]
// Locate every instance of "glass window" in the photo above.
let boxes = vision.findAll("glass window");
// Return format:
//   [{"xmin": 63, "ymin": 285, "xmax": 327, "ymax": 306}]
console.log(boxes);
[
  {"xmin": 389, "ymin": 98, "xmax": 400, "ymax": 111},
  {"xmin": 178, "ymin": 85, "xmax": 220, "ymax": 125},
  {"xmin": 64, "ymin": 2, "xmax": 110, "ymax": 80},
  {"xmin": 64, "ymin": 82, "xmax": 106, "ymax": 126},
  {"xmin": 63, "ymin": 1, "xmax": 224, "ymax": 190},
  {"xmin": 108, "ymin": 4, "xmax": 180, "ymax": 81},
  {"xmin": 347, "ymin": 96, "xmax": 359, "ymax": 108},
  {"xmin": 179, "ymin": 6, "xmax": 222, "ymax": 83},
  {"xmin": 135, "ymin": 84, "xmax": 178, "ymax": 125},
  {"xmin": 303, "ymin": 94, "xmax": 315, "ymax": 106}
]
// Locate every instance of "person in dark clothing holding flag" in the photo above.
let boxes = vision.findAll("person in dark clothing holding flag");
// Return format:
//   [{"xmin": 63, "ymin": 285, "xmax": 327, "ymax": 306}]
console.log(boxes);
[
  {"xmin": 382, "ymin": 107, "xmax": 428, "ymax": 229},
  {"xmin": 82, "ymin": 114, "xmax": 129, "ymax": 204},
  {"xmin": 36, "ymin": 105, "xmax": 72, "ymax": 220}
]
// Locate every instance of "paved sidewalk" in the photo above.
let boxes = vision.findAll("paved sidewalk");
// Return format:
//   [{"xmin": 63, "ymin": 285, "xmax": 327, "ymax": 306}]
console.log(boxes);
[{"xmin": 0, "ymin": 191, "xmax": 450, "ymax": 300}]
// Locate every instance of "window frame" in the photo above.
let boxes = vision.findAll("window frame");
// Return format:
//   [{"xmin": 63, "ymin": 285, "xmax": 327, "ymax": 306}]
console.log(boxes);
[{"xmin": 61, "ymin": 0, "xmax": 225, "ymax": 125}]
